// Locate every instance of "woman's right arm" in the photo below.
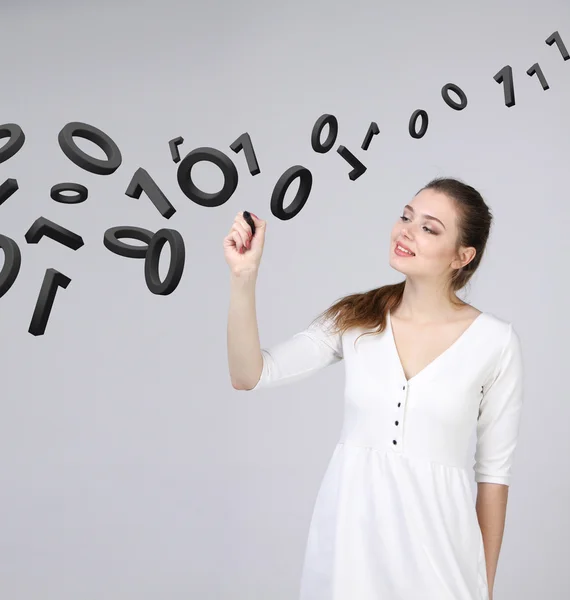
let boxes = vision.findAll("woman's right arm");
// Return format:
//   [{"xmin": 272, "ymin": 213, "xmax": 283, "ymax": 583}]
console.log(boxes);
[
  {"xmin": 228, "ymin": 271, "xmax": 263, "ymax": 390},
  {"xmin": 228, "ymin": 271, "xmax": 344, "ymax": 391},
  {"xmin": 224, "ymin": 211, "xmax": 344, "ymax": 392},
  {"xmin": 224, "ymin": 211, "xmax": 266, "ymax": 390}
]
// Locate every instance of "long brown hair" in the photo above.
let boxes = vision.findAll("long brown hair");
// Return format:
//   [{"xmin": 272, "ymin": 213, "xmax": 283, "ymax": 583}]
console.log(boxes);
[{"xmin": 311, "ymin": 177, "xmax": 493, "ymax": 346}]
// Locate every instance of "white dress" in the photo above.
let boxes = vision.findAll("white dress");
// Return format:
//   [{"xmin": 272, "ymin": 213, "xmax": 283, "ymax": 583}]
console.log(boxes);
[{"xmin": 249, "ymin": 309, "xmax": 524, "ymax": 600}]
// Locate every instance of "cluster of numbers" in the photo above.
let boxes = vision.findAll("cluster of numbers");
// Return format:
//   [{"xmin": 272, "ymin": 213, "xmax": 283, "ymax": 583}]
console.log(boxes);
[{"xmin": 0, "ymin": 30, "xmax": 566, "ymax": 336}]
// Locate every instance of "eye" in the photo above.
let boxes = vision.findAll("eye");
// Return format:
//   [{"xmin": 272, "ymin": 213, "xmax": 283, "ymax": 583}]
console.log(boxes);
[{"xmin": 400, "ymin": 215, "xmax": 437, "ymax": 235}]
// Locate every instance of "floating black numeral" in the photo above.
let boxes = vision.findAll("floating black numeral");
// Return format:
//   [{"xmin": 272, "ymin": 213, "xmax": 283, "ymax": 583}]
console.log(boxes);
[
  {"xmin": 103, "ymin": 225, "xmax": 155, "ymax": 259},
  {"xmin": 441, "ymin": 83, "xmax": 468, "ymax": 110},
  {"xmin": 144, "ymin": 228, "xmax": 185, "ymax": 295},
  {"xmin": 0, "ymin": 178, "xmax": 19, "ymax": 207},
  {"xmin": 169, "ymin": 136, "xmax": 184, "ymax": 163},
  {"xmin": 28, "ymin": 268, "xmax": 71, "ymax": 336},
  {"xmin": 0, "ymin": 234, "xmax": 21, "ymax": 297},
  {"xmin": 361, "ymin": 122, "xmax": 380, "ymax": 151},
  {"xmin": 336, "ymin": 146, "xmax": 367, "ymax": 180},
  {"xmin": 125, "ymin": 168, "xmax": 176, "ymax": 219},
  {"xmin": 546, "ymin": 31, "xmax": 569, "ymax": 60},
  {"xmin": 311, "ymin": 114, "xmax": 367, "ymax": 179},
  {"xmin": 409, "ymin": 110, "xmax": 429, "ymax": 138},
  {"xmin": 177, "ymin": 147, "xmax": 238, "ymax": 208},
  {"xmin": 494, "ymin": 65, "xmax": 515, "ymax": 107},
  {"xmin": 50, "ymin": 183, "xmax": 88, "ymax": 205},
  {"xmin": 58, "ymin": 122, "xmax": 122, "ymax": 175},
  {"xmin": 270, "ymin": 166, "xmax": 312, "ymax": 221},
  {"xmin": 0, "ymin": 124, "xmax": 25, "ymax": 164},
  {"xmin": 230, "ymin": 132, "xmax": 261, "ymax": 176},
  {"xmin": 311, "ymin": 114, "xmax": 338, "ymax": 153},
  {"xmin": 527, "ymin": 63, "xmax": 550, "ymax": 90},
  {"xmin": 25, "ymin": 217, "xmax": 84, "ymax": 251}
]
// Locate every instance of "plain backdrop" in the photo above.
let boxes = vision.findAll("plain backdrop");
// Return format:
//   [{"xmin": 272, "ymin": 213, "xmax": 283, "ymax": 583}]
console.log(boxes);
[{"xmin": 0, "ymin": 0, "xmax": 568, "ymax": 598}]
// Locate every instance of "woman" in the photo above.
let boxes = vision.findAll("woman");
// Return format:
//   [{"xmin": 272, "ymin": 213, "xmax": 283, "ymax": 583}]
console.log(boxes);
[{"xmin": 225, "ymin": 177, "xmax": 524, "ymax": 600}]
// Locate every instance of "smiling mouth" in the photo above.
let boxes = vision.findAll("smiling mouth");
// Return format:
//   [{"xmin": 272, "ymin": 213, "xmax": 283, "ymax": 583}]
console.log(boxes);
[{"xmin": 395, "ymin": 243, "xmax": 415, "ymax": 256}]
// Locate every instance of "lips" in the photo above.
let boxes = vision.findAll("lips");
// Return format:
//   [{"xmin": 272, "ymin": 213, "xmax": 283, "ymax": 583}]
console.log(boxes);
[{"xmin": 395, "ymin": 241, "xmax": 415, "ymax": 256}]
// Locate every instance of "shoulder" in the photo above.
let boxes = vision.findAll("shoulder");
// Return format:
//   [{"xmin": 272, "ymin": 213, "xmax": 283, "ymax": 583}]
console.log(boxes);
[
  {"xmin": 479, "ymin": 311, "xmax": 519, "ymax": 340},
  {"xmin": 478, "ymin": 312, "xmax": 523, "ymax": 371},
  {"xmin": 476, "ymin": 312, "xmax": 524, "ymax": 391}
]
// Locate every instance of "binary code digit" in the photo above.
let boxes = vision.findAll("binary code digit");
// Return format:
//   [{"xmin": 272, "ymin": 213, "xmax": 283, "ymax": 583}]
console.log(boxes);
[
  {"xmin": 493, "ymin": 65, "xmax": 515, "ymax": 107},
  {"xmin": 177, "ymin": 147, "xmax": 238, "ymax": 207},
  {"xmin": 103, "ymin": 225, "xmax": 155, "ymax": 259},
  {"xmin": 0, "ymin": 178, "xmax": 19, "ymax": 207},
  {"xmin": 0, "ymin": 124, "xmax": 25, "ymax": 164},
  {"xmin": 441, "ymin": 83, "xmax": 468, "ymax": 110},
  {"xmin": 270, "ymin": 166, "xmax": 312, "ymax": 220},
  {"xmin": 58, "ymin": 122, "xmax": 122, "ymax": 175},
  {"xmin": 50, "ymin": 183, "xmax": 88, "ymax": 205},
  {"xmin": 0, "ymin": 234, "xmax": 21, "ymax": 297},
  {"xmin": 230, "ymin": 132, "xmax": 261, "ymax": 176},
  {"xmin": 125, "ymin": 167, "xmax": 176, "ymax": 218},
  {"xmin": 361, "ymin": 122, "xmax": 380, "ymax": 151},
  {"xmin": 409, "ymin": 110, "xmax": 429, "ymax": 138},
  {"xmin": 546, "ymin": 31, "xmax": 569, "ymax": 60},
  {"xmin": 144, "ymin": 228, "xmax": 185, "ymax": 295},
  {"xmin": 28, "ymin": 268, "xmax": 71, "ymax": 336}
]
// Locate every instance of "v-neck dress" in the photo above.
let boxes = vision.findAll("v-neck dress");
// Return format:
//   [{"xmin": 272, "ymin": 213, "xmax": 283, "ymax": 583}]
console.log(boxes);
[{"xmin": 248, "ymin": 309, "xmax": 524, "ymax": 600}]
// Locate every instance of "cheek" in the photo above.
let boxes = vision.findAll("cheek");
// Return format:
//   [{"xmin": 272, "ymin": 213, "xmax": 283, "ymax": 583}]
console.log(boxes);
[{"xmin": 422, "ymin": 239, "xmax": 455, "ymax": 261}]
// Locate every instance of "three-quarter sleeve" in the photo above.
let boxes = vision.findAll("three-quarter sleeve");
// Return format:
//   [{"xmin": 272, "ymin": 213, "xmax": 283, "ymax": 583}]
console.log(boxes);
[
  {"xmin": 247, "ymin": 314, "xmax": 344, "ymax": 391},
  {"xmin": 473, "ymin": 323, "xmax": 524, "ymax": 486}
]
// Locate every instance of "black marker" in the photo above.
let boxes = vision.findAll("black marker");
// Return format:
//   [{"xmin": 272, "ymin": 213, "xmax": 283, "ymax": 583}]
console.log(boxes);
[{"xmin": 243, "ymin": 211, "xmax": 256, "ymax": 237}]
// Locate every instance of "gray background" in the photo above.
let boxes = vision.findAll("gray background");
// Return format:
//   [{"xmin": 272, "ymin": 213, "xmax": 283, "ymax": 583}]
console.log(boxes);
[{"xmin": 1, "ymin": 0, "xmax": 568, "ymax": 598}]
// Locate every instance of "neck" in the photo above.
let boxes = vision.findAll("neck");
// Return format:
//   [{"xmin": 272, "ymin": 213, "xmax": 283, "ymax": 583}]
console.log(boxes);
[{"xmin": 394, "ymin": 278, "xmax": 465, "ymax": 323}]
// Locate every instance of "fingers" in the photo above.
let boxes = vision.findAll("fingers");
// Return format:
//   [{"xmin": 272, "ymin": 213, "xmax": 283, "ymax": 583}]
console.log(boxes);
[
  {"xmin": 226, "ymin": 226, "xmax": 249, "ymax": 254},
  {"xmin": 229, "ymin": 230, "xmax": 246, "ymax": 253},
  {"xmin": 235, "ymin": 212, "xmax": 254, "ymax": 246},
  {"xmin": 226, "ymin": 212, "xmax": 263, "ymax": 254},
  {"xmin": 237, "ymin": 211, "xmax": 255, "ymax": 235}
]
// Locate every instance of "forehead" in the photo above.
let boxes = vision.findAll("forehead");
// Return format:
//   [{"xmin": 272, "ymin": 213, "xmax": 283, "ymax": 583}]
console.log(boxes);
[
  {"xmin": 412, "ymin": 188, "xmax": 455, "ymax": 210},
  {"xmin": 408, "ymin": 188, "xmax": 459, "ymax": 229}
]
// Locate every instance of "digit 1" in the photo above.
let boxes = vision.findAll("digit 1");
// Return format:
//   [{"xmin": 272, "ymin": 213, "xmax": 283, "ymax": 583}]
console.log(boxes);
[
  {"xmin": 361, "ymin": 122, "xmax": 380, "ymax": 151},
  {"xmin": 526, "ymin": 63, "xmax": 549, "ymax": 90},
  {"xmin": 546, "ymin": 31, "xmax": 569, "ymax": 60},
  {"xmin": 125, "ymin": 168, "xmax": 176, "ymax": 219},
  {"xmin": 28, "ymin": 268, "xmax": 71, "ymax": 336},
  {"xmin": 493, "ymin": 65, "xmax": 515, "ymax": 107},
  {"xmin": 0, "ymin": 178, "xmax": 19, "ymax": 207},
  {"xmin": 230, "ymin": 133, "xmax": 260, "ymax": 175}
]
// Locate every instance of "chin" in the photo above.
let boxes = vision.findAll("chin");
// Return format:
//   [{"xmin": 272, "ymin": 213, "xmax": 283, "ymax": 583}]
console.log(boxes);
[
  {"xmin": 388, "ymin": 250, "xmax": 416, "ymax": 275},
  {"xmin": 388, "ymin": 255, "xmax": 404, "ymax": 270}
]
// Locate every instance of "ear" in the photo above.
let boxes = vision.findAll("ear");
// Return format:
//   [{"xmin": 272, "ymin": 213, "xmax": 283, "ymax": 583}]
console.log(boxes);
[{"xmin": 451, "ymin": 246, "xmax": 476, "ymax": 270}]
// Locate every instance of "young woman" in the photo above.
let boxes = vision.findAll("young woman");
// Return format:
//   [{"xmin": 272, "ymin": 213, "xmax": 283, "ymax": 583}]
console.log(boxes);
[{"xmin": 225, "ymin": 177, "xmax": 524, "ymax": 600}]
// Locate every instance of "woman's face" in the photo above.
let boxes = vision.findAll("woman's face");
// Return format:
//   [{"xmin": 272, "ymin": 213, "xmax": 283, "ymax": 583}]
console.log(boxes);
[{"xmin": 388, "ymin": 188, "xmax": 475, "ymax": 280}]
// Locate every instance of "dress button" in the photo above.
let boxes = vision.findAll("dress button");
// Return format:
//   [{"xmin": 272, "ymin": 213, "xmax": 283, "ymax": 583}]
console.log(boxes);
[
  {"xmin": 402, "ymin": 385, "xmax": 406, "ymax": 390},
  {"xmin": 393, "ymin": 440, "xmax": 397, "ymax": 445},
  {"xmin": 397, "ymin": 402, "xmax": 401, "ymax": 407},
  {"xmin": 395, "ymin": 421, "xmax": 399, "ymax": 426}
]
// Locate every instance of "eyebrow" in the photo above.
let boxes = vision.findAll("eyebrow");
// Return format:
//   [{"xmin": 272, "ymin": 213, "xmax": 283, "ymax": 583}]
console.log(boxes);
[{"xmin": 404, "ymin": 205, "xmax": 446, "ymax": 229}]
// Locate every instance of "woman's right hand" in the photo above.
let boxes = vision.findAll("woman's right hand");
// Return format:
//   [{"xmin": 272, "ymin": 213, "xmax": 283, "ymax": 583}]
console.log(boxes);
[{"xmin": 223, "ymin": 211, "xmax": 266, "ymax": 275}]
